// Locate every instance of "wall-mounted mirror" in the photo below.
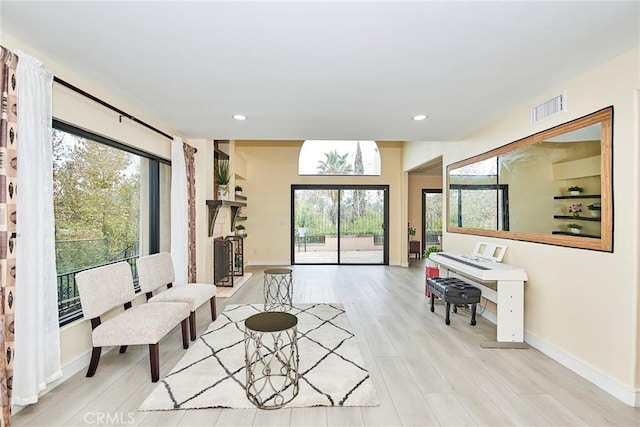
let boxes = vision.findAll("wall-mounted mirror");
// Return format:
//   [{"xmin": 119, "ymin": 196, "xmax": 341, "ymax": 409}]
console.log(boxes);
[{"xmin": 447, "ymin": 107, "xmax": 613, "ymax": 252}]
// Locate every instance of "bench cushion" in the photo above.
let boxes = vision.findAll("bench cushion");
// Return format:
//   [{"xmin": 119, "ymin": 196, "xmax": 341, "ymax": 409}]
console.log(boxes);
[
  {"xmin": 427, "ymin": 277, "xmax": 481, "ymax": 305},
  {"xmin": 92, "ymin": 302, "xmax": 190, "ymax": 346}
]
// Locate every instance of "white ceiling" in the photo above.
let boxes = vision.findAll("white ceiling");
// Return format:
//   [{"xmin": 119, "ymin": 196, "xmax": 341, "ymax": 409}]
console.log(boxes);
[{"xmin": 1, "ymin": 1, "xmax": 638, "ymax": 142}]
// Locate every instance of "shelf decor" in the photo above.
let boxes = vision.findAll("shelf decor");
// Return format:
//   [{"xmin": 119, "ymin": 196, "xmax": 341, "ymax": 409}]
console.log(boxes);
[
  {"xmin": 587, "ymin": 203, "xmax": 601, "ymax": 218},
  {"xmin": 568, "ymin": 186, "xmax": 584, "ymax": 196},
  {"xmin": 567, "ymin": 223, "xmax": 583, "ymax": 234},
  {"xmin": 568, "ymin": 204, "xmax": 582, "ymax": 217}
]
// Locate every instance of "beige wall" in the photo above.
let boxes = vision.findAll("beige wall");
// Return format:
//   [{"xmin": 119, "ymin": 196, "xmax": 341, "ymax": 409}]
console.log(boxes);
[
  {"xmin": 405, "ymin": 47, "xmax": 640, "ymax": 404},
  {"xmin": 235, "ymin": 140, "xmax": 405, "ymax": 265}
]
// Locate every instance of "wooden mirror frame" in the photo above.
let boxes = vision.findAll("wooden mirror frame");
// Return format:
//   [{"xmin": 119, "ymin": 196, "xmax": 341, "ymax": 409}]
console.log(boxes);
[{"xmin": 446, "ymin": 107, "xmax": 613, "ymax": 252}]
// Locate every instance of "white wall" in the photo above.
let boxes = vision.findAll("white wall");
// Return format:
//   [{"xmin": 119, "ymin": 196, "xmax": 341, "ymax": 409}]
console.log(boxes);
[{"xmin": 404, "ymin": 47, "xmax": 640, "ymax": 405}]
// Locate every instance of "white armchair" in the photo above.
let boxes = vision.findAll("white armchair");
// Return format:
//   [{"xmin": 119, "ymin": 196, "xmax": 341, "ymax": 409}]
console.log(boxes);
[
  {"xmin": 75, "ymin": 261, "xmax": 191, "ymax": 382},
  {"xmin": 137, "ymin": 252, "xmax": 217, "ymax": 341}
]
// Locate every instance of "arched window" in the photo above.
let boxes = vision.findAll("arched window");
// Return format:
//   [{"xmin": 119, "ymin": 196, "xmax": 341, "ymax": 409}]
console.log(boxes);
[{"xmin": 298, "ymin": 140, "xmax": 381, "ymax": 176}]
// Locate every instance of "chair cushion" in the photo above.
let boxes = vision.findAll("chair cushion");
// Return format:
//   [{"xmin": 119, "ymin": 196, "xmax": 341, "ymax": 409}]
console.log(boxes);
[
  {"xmin": 148, "ymin": 283, "xmax": 216, "ymax": 312},
  {"xmin": 92, "ymin": 302, "xmax": 190, "ymax": 346},
  {"xmin": 76, "ymin": 262, "xmax": 136, "ymax": 318},
  {"xmin": 137, "ymin": 252, "xmax": 175, "ymax": 293}
]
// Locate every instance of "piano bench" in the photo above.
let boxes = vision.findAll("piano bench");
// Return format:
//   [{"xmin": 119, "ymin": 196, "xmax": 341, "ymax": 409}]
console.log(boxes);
[{"xmin": 427, "ymin": 277, "xmax": 481, "ymax": 326}]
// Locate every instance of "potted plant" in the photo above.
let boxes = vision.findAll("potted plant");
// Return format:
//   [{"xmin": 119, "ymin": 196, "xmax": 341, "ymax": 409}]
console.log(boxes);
[
  {"xmin": 408, "ymin": 225, "xmax": 417, "ymax": 239},
  {"xmin": 568, "ymin": 186, "xmax": 584, "ymax": 196},
  {"xmin": 235, "ymin": 185, "xmax": 243, "ymax": 195},
  {"xmin": 424, "ymin": 245, "xmax": 442, "ymax": 266},
  {"xmin": 566, "ymin": 223, "xmax": 583, "ymax": 234},
  {"xmin": 587, "ymin": 203, "xmax": 601, "ymax": 218},
  {"xmin": 235, "ymin": 224, "xmax": 246, "ymax": 236},
  {"xmin": 215, "ymin": 160, "xmax": 231, "ymax": 200}
]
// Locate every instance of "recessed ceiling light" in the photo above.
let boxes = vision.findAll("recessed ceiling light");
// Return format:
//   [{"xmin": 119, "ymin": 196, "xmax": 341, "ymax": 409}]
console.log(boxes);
[
  {"xmin": 232, "ymin": 114, "xmax": 247, "ymax": 121},
  {"xmin": 412, "ymin": 114, "xmax": 428, "ymax": 121}
]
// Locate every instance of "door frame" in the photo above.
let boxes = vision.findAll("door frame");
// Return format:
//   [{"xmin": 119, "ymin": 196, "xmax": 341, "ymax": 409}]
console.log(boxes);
[{"xmin": 290, "ymin": 184, "xmax": 389, "ymax": 265}]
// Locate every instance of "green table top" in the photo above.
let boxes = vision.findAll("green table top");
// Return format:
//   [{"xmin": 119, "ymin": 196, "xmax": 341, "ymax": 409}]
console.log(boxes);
[
  {"xmin": 245, "ymin": 312, "xmax": 298, "ymax": 333},
  {"xmin": 264, "ymin": 268, "xmax": 292, "ymax": 275}
]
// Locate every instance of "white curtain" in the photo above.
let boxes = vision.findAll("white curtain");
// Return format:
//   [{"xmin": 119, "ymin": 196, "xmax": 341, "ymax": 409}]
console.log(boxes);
[
  {"xmin": 13, "ymin": 51, "xmax": 61, "ymax": 405},
  {"xmin": 171, "ymin": 137, "xmax": 188, "ymax": 284}
]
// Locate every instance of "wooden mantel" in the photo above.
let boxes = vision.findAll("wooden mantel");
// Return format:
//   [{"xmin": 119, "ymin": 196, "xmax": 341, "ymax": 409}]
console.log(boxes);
[{"xmin": 206, "ymin": 200, "xmax": 247, "ymax": 236}]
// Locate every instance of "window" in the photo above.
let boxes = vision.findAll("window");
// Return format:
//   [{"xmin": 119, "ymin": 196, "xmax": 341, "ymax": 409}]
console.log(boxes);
[
  {"xmin": 298, "ymin": 140, "xmax": 381, "ymax": 175},
  {"xmin": 450, "ymin": 184, "xmax": 509, "ymax": 230},
  {"xmin": 53, "ymin": 121, "xmax": 170, "ymax": 325}
]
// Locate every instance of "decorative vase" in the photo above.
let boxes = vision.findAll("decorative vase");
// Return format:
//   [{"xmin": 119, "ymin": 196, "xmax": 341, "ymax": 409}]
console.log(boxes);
[
  {"xmin": 590, "ymin": 210, "xmax": 601, "ymax": 218},
  {"xmin": 217, "ymin": 185, "xmax": 229, "ymax": 200},
  {"xmin": 570, "ymin": 191, "xmax": 581, "ymax": 196},
  {"xmin": 570, "ymin": 228, "xmax": 581, "ymax": 234},
  {"xmin": 237, "ymin": 229, "xmax": 246, "ymax": 236}
]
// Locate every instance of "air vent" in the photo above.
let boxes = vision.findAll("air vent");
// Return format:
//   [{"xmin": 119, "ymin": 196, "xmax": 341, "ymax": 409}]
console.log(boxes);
[{"xmin": 531, "ymin": 93, "xmax": 565, "ymax": 123}]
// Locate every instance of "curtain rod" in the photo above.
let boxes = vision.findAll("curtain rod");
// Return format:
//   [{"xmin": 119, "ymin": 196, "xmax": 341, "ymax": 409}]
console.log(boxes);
[{"xmin": 53, "ymin": 76, "xmax": 197, "ymax": 153}]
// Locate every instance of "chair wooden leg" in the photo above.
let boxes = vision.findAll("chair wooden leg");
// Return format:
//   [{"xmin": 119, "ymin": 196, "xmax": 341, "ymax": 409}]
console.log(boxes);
[
  {"xmin": 189, "ymin": 312, "xmax": 196, "ymax": 341},
  {"xmin": 181, "ymin": 318, "xmax": 189, "ymax": 349},
  {"xmin": 149, "ymin": 343, "xmax": 159, "ymax": 382},
  {"xmin": 119, "ymin": 345, "xmax": 128, "ymax": 353},
  {"xmin": 86, "ymin": 347, "xmax": 102, "ymax": 377},
  {"xmin": 210, "ymin": 296, "xmax": 217, "ymax": 320}
]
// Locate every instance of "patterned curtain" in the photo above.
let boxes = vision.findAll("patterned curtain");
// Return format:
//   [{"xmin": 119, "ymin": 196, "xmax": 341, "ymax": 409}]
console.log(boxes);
[
  {"xmin": 0, "ymin": 46, "xmax": 17, "ymax": 427},
  {"xmin": 183, "ymin": 144, "xmax": 196, "ymax": 282}
]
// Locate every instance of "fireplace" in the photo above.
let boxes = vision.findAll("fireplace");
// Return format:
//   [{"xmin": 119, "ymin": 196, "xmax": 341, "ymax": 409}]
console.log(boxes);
[{"xmin": 214, "ymin": 237, "xmax": 233, "ymax": 287}]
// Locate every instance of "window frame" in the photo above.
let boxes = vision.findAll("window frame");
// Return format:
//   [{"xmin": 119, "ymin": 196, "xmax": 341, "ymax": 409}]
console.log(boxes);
[{"xmin": 53, "ymin": 119, "xmax": 171, "ymax": 326}]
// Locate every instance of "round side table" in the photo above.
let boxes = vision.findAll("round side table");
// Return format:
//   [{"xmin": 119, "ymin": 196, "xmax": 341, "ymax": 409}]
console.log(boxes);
[
  {"xmin": 244, "ymin": 311, "xmax": 299, "ymax": 409},
  {"xmin": 263, "ymin": 268, "xmax": 293, "ymax": 311}
]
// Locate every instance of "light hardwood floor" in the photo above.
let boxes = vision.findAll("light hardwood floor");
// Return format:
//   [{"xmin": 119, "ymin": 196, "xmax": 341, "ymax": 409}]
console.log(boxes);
[{"xmin": 13, "ymin": 262, "xmax": 640, "ymax": 426}]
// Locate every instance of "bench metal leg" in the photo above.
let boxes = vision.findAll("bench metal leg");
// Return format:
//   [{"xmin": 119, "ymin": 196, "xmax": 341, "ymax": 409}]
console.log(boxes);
[
  {"xmin": 430, "ymin": 291, "xmax": 435, "ymax": 312},
  {"xmin": 445, "ymin": 302, "xmax": 451, "ymax": 325},
  {"xmin": 470, "ymin": 303, "xmax": 477, "ymax": 326}
]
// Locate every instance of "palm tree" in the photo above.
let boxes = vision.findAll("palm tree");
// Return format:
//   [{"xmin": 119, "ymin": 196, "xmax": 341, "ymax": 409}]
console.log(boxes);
[
  {"xmin": 316, "ymin": 150, "xmax": 353, "ymax": 175},
  {"xmin": 316, "ymin": 149, "xmax": 353, "ymax": 226}
]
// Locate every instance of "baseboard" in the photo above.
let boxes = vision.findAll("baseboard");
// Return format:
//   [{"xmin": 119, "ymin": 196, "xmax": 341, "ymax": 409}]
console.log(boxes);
[
  {"xmin": 476, "ymin": 309, "xmax": 639, "ymax": 406},
  {"xmin": 524, "ymin": 331, "xmax": 640, "ymax": 407}
]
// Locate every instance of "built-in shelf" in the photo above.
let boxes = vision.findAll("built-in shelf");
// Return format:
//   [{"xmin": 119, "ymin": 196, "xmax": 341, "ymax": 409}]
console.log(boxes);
[
  {"xmin": 552, "ymin": 231, "xmax": 601, "ymax": 239},
  {"xmin": 553, "ymin": 194, "xmax": 601, "ymax": 200},
  {"xmin": 553, "ymin": 215, "xmax": 601, "ymax": 222},
  {"xmin": 206, "ymin": 200, "xmax": 247, "ymax": 236},
  {"xmin": 235, "ymin": 194, "xmax": 247, "ymax": 201}
]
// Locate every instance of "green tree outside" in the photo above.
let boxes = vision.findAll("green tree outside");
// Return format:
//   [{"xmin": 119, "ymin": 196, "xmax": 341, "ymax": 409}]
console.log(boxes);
[{"xmin": 53, "ymin": 129, "xmax": 141, "ymax": 274}]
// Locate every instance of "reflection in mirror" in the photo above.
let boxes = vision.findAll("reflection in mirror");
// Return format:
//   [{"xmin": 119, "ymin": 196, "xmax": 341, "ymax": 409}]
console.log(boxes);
[
  {"xmin": 449, "ymin": 157, "xmax": 504, "ymax": 230},
  {"xmin": 499, "ymin": 123, "xmax": 601, "ymax": 234},
  {"xmin": 447, "ymin": 107, "xmax": 612, "ymax": 252}
]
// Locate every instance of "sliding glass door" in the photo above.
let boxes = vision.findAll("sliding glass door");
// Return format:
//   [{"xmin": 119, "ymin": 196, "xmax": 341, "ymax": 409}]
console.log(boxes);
[{"xmin": 292, "ymin": 185, "xmax": 388, "ymax": 265}]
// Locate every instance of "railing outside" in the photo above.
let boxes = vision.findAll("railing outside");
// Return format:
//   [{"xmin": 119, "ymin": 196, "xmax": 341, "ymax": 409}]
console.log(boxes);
[{"xmin": 57, "ymin": 240, "xmax": 140, "ymax": 326}]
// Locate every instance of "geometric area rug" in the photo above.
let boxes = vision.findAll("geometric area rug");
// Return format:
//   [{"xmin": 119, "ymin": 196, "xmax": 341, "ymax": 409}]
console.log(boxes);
[{"xmin": 139, "ymin": 303, "xmax": 379, "ymax": 410}]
